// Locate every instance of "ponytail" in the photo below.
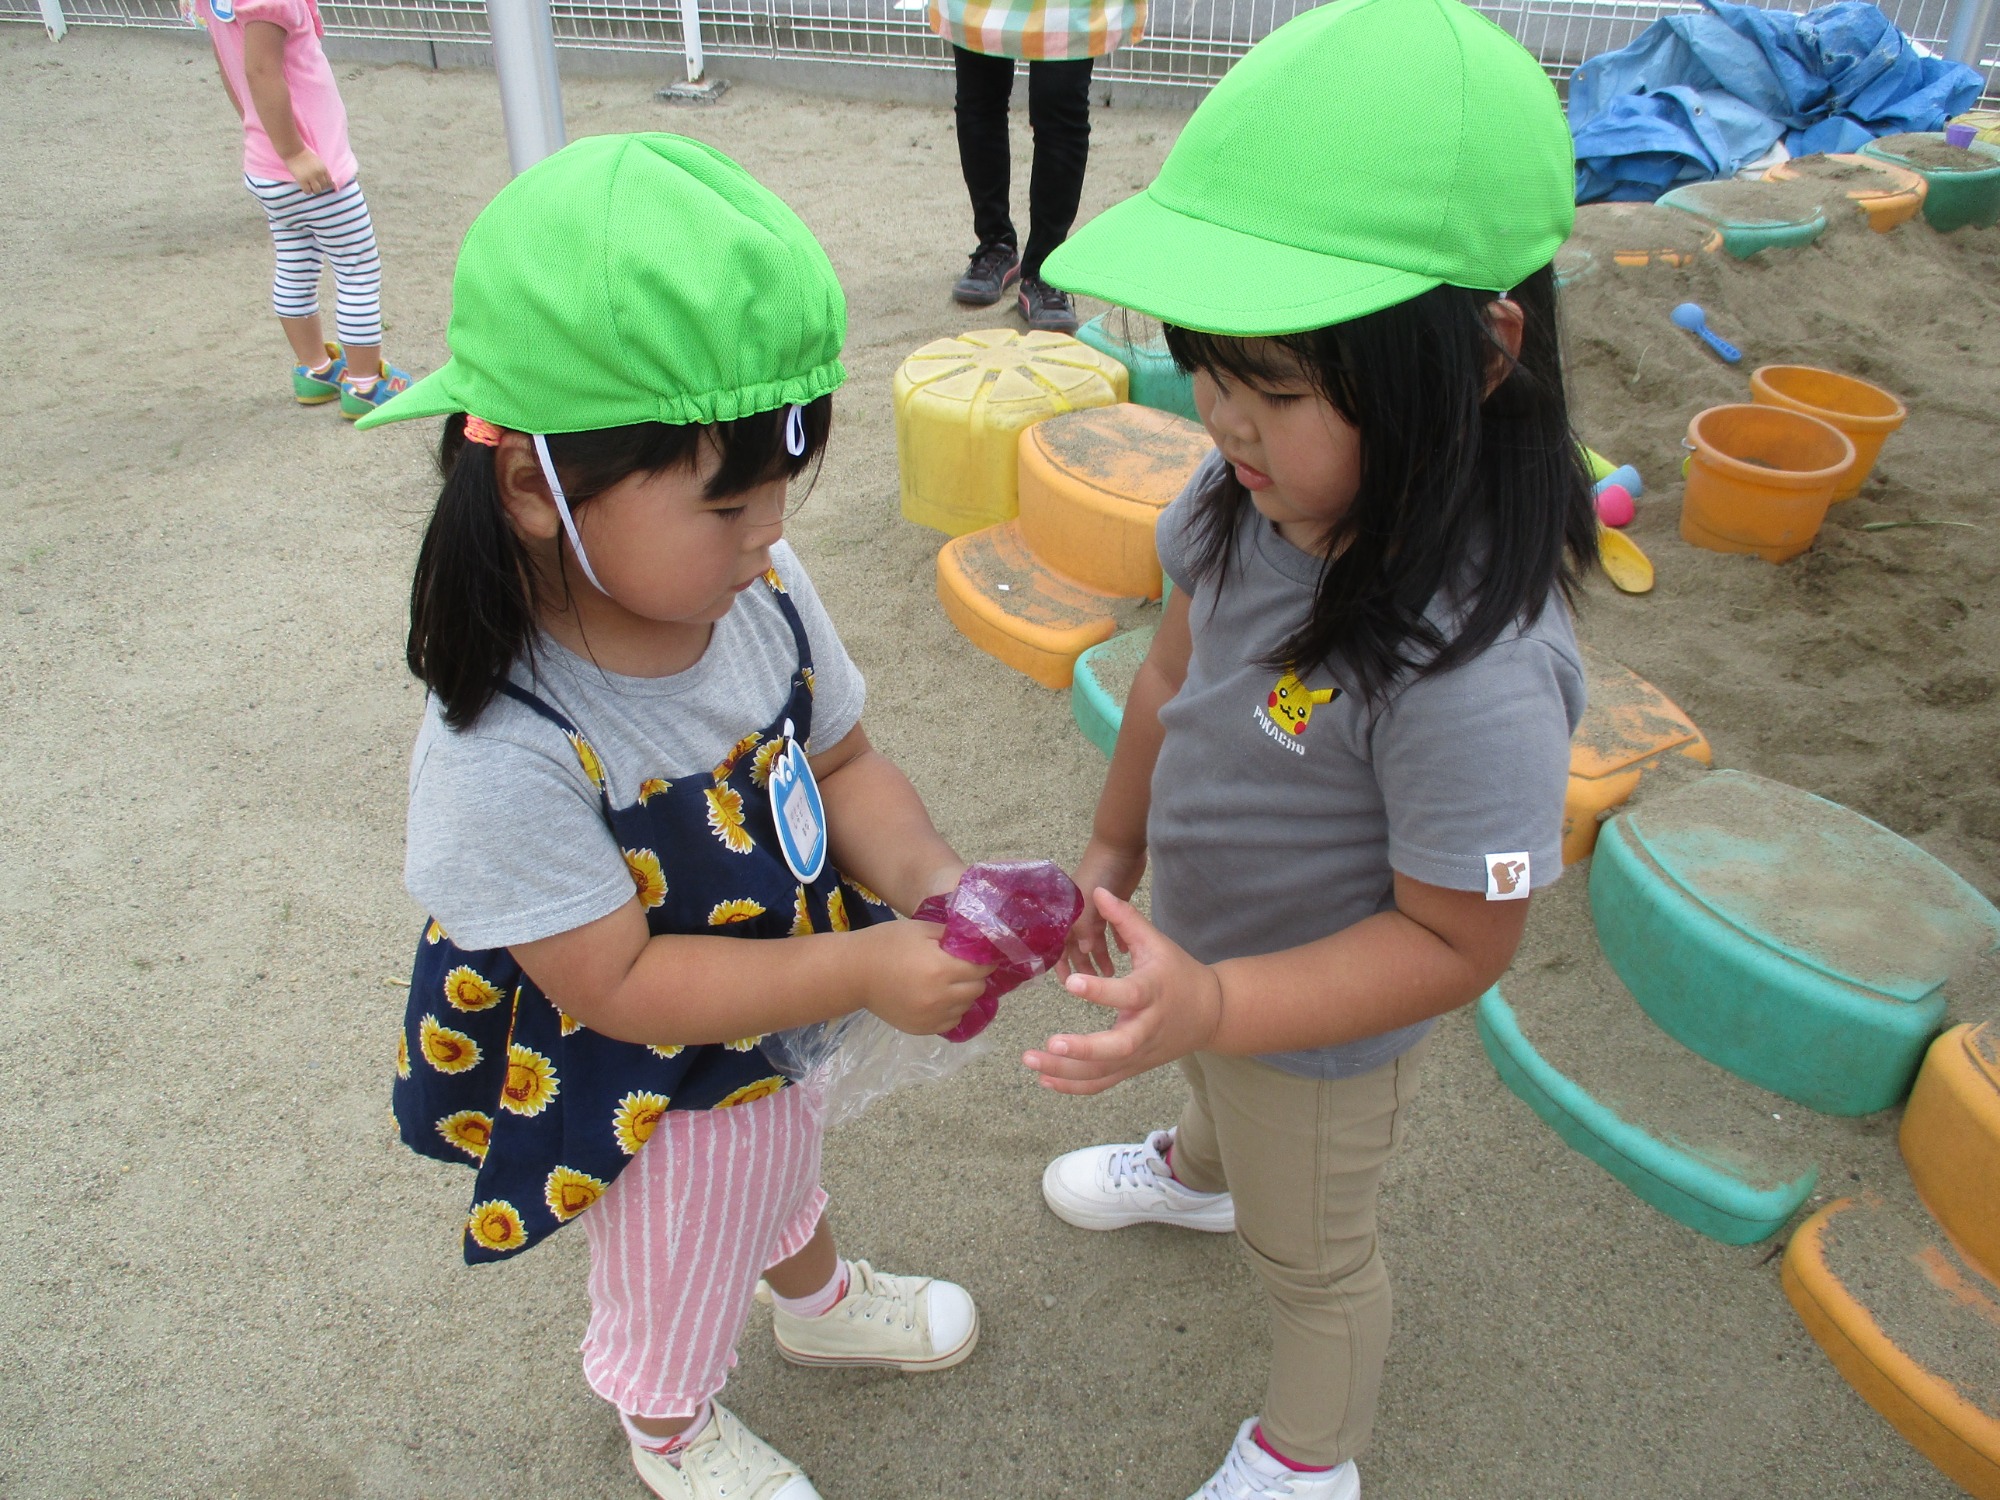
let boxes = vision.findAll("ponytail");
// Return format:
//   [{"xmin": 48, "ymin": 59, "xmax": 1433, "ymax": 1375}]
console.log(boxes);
[{"xmin": 407, "ymin": 414, "xmax": 543, "ymax": 730}]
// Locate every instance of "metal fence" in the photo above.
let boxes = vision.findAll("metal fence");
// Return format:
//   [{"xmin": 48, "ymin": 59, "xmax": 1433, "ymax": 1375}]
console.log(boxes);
[{"xmin": 7, "ymin": 0, "xmax": 1996, "ymax": 102}]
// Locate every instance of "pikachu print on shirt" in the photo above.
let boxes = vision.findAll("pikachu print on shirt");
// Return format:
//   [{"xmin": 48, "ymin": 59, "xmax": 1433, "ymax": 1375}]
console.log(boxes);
[{"xmin": 1253, "ymin": 669, "xmax": 1340, "ymax": 758}]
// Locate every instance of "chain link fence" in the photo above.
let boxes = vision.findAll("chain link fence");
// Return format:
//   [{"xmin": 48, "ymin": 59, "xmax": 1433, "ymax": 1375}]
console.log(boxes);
[{"xmin": 5, "ymin": 0, "xmax": 1995, "ymax": 102}]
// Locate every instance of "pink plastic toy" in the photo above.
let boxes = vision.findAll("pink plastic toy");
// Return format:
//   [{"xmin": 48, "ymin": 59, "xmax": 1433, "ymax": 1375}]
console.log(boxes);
[
  {"xmin": 914, "ymin": 860, "xmax": 1084, "ymax": 1042},
  {"xmin": 1596, "ymin": 483, "xmax": 1636, "ymax": 528}
]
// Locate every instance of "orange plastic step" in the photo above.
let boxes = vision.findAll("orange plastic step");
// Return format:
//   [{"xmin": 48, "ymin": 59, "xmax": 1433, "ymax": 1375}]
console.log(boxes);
[
  {"xmin": 1564, "ymin": 646, "xmax": 1713, "ymax": 863},
  {"xmin": 1015, "ymin": 404, "xmax": 1212, "ymax": 600},
  {"xmin": 893, "ymin": 329, "xmax": 1128, "ymax": 538},
  {"xmin": 937, "ymin": 521, "xmax": 1123, "ymax": 689},
  {"xmin": 1902, "ymin": 1022, "xmax": 2000, "ymax": 1282},
  {"xmin": 1783, "ymin": 1196, "xmax": 2000, "ymax": 1500}
]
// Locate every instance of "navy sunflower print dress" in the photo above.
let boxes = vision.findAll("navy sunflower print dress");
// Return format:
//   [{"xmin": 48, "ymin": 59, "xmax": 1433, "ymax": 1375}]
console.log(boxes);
[{"xmin": 394, "ymin": 572, "xmax": 889, "ymax": 1263}]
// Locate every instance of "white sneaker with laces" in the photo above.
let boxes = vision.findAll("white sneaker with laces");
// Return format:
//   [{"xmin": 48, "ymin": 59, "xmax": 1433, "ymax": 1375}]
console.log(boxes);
[
  {"xmin": 1189, "ymin": 1418, "xmax": 1360, "ymax": 1500},
  {"xmin": 628, "ymin": 1403, "xmax": 821, "ymax": 1500},
  {"xmin": 765, "ymin": 1259, "xmax": 979, "ymax": 1371},
  {"xmin": 1041, "ymin": 1129, "xmax": 1237, "ymax": 1232}
]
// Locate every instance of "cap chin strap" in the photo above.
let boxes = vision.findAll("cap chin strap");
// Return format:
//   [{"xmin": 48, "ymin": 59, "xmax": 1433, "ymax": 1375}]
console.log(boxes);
[
  {"xmin": 785, "ymin": 404, "xmax": 806, "ymax": 458},
  {"xmin": 531, "ymin": 433, "xmax": 609, "ymax": 597}
]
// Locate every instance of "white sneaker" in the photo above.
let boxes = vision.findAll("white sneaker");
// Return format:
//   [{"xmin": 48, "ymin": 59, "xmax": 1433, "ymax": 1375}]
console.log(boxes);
[
  {"xmin": 1190, "ymin": 1418, "xmax": 1360, "ymax": 1500},
  {"xmin": 767, "ymin": 1259, "xmax": 979, "ymax": 1371},
  {"xmin": 629, "ymin": 1404, "xmax": 821, "ymax": 1500},
  {"xmin": 1041, "ymin": 1129, "xmax": 1237, "ymax": 1232}
]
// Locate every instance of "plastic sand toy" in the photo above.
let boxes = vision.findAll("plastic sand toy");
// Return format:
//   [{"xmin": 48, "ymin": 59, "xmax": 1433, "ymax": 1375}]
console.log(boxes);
[
  {"xmin": 1680, "ymin": 402, "xmax": 1854, "ymax": 561},
  {"xmin": 914, "ymin": 860, "xmax": 1084, "ymax": 1042},
  {"xmin": 1861, "ymin": 132, "xmax": 2000, "ymax": 233},
  {"xmin": 1747, "ymin": 364, "xmax": 1906, "ymax": 500},
  {"xmin": 1767, "ymin": 152, "xmax": 1927, "ymax": 232},
  {"xmin": 1658, "ymin": 178, "xmax": 1828, "ymax": 258}
]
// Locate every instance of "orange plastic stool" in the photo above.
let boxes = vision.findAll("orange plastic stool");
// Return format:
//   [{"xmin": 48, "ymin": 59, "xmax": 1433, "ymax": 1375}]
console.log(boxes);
[
  {"xmin": 1783, "ymin": 1198, "xmax": 2000, "ymax": 1500},
  {"xmin": 1749, "ymin": 365, "xmax": 1907, "ymax": 501},
  {"xmin": 1768, "ymin": 153, "xmax": 1928, "ymax": 231},
  {"xmin": 1563, "ymin": 647, "xmax": 1712, "ymax": 863},
  {"xmin": 1901, "ymin": 1022, "xmax": 2000, "ymax": 1281},
  {"xmin": 935, "ymin": 523, "xmax": 1123, "ymax": 689},
  {"xmin": 1680, "ymin": 403, "xmax": 1854, "ymax": 562},
  {"xmin": 894, "ymin": 330, "xmax": 1127, "ymax": 537},
  {"xmin": 1016, "ymin": 405, "xmax": 1211, "ymax": 600}
]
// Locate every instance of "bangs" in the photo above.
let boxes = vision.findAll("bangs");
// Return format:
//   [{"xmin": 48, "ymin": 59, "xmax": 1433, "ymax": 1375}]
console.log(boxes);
[{"xmin": 1162, "ymin": 325, "xmax": 1328, "ymax": 391}]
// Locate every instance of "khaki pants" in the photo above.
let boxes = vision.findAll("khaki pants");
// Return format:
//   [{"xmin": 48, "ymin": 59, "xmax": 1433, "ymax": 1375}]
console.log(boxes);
[{"xmin": 1170, "ymin": 1036, "xmax": 1430, "ymax": 1467}]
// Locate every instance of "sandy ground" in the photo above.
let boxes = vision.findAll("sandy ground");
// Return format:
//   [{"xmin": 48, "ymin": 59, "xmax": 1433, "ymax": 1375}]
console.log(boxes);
[{"xmin": 3, "ymin": 25, "xmax": 1994, "ymax": 1500}]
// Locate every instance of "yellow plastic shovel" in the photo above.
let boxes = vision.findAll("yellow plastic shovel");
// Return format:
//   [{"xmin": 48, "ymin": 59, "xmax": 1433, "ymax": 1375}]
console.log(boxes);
[{"xmin": 1598, "ymin": 526, "xmax": 1655, "ymax": 594}]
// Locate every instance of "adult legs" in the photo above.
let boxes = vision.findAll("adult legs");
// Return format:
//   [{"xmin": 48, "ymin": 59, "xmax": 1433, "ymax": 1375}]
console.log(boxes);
[
  {"xmin": 1021, "ymin": 56, "xmax": 1094, "ymax": 280},
  {"xmin": 953, "ymin": 45, "xmax": 1019, "ymax": 254}
]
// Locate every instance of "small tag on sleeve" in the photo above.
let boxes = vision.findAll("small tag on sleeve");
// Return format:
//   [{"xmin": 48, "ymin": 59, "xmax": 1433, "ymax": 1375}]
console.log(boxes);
[{"xmin": 1484, "ymin": 852, "xmax": 1532, "ymax": 901}]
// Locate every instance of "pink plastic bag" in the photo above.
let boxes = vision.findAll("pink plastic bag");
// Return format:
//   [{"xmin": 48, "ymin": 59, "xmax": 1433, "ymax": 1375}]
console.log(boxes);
[{"xmin": 914, "ymin": 860, "xmax": 1085, "ymax": 1042}]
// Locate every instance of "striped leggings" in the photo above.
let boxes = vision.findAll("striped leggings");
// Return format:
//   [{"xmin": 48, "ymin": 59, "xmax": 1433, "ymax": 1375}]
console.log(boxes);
[{"xmin": 244, "ymin": 174, "xmax": 384, "ymax": 347}]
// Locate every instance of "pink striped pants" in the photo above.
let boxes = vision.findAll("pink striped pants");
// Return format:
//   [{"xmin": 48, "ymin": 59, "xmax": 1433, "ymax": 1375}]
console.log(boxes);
[{"xmin": 580, "ymin": 1081, "xmax": 828, "ymax": 1418}]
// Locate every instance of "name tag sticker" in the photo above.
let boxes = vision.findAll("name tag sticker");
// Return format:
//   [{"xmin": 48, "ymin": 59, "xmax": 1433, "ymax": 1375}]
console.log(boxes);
[
  {"xmin": 1484, "ymin": 852, "xmax": 1531, "ymax": 901},
  {"xmin": 768, "ymin": 719, "xmax": 827, "ymax": 884}
]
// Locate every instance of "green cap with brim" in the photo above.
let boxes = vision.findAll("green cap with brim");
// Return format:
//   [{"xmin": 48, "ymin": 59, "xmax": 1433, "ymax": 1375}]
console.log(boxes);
[
  {"xmin": 1040, "ymin": 0, "xmax": 1575, "ymax": 337},
  {"xmin": 357, "ymin": 133, "xmax": 846, "ymax": 431}
]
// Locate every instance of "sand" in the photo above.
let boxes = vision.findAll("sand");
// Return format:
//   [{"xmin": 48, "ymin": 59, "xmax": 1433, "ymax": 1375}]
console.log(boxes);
[{"xmin": 3, "ymin": 24, "xmax": 1996, "ymax": 1500}]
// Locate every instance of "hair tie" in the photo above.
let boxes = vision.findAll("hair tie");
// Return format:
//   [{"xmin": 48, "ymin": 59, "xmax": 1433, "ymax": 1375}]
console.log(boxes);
[
  {"xmin": 785, "ymin": 404, "xmax": 806, "ymax": 458},
  {"xmin": 462, "ymin": 415, "xmax": 504, "ymax": 447}
]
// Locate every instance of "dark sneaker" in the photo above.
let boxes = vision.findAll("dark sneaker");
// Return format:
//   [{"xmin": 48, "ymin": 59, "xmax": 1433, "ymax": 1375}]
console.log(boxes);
[
  {"xmin": 952, "ymin": 243, "xmax": 1020, "ymax": 306},
  {"xmin": 1019, "ymin": 275, "xmax": 1080, "ymax": 333}
]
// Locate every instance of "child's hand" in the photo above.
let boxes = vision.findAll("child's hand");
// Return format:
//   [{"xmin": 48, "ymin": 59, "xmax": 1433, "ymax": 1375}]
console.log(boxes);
[
  {"xmin": 286, "ymin": 148, "xmax": 334, "ymax": 193},
  {"xmin": 1057, "ymin": 839, "xmax": 1147, "ymax": 980},
  {"xmin": 1027, "ymin": 888, "xmax": 1221, "ymax": 1095},
  {"xmin": 851, "ymin": 918, "xmax": 995, "ymax": 1037}
]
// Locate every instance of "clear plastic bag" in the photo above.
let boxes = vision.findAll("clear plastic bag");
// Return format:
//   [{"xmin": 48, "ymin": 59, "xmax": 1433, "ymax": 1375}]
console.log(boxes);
[{"xmin": 763, "ymin": 861, "xmax": 1083, "ymax": 1127}]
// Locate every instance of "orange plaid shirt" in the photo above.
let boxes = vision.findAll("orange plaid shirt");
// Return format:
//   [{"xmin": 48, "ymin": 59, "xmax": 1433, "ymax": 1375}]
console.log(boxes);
[{"xmin": 930, "ymin": 0, "xmax": 1147, "ymax": 59}]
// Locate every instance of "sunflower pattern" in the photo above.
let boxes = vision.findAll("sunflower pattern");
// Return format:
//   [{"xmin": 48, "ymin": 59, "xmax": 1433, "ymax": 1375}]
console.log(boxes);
[
  {"xmin": 544, "ymin": 1165, "xmax": 607, "ymax": 1221},
  {"xmin": 712, "ymin": 731, "xmax": 762, "ymax": 784},
  {"xmin": 443, "ymin": 964, "xmax": 503, "ymax": 1013},
  {"xmin": 391, "ymin": 573, "xmax": 887, "ymax": 1264},
  {"xmin": 762, "ymin": 566, "xmax": 787, "ymax": 593},
  {"xmin": 717, "ymin": 1076, "xmax": 786, "ymax": 1108},
  {"xmin": 708, "ymin": 897, "xmax": 766, "ymax": 927},
  {"xmin": 468, "ymin": 1200, "xmax": 527, "ymax": 1253},
  {"xmin": 801, "ymin": 664, "xmax": 815, "ymax": 695},
  {"xmin": 705, "ymin": 785, "xmax": 754, "ymax": 855},
  {"xmin": 625, "ymin": 847, "xmax": 667, "ymax": 909},
  {"xmin": 567, "ymin": 731, "xmax": 607, "ymax": 791},
  {"xmin": 751, "ymin": 739, "xmax": 785, "ymax": 790},
  {"xmin": 437, "ymin": 1110, "xmax": 493, "ymax": 1161},
  {"xmin": 614, "ymin": 1091, "xmax": 671, "ymax": 1155},
  {"xmin": 419, "ymin": 1014, "xmax": 481, "ymax": 1074},
  {"xmin": 502, "ymin": 1045, "xmax": 560, "ymax": 1117}
]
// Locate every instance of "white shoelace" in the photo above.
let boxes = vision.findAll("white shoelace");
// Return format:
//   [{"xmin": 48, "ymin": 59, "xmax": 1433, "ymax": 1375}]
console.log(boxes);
[
  {"xmin": 1198, "ymin": 1438, "xmax": 1299, "ymax": 1500},
  {"xmin": 1102, "ymin": 1142, "xmax": 1168, "ymax": 1191}
]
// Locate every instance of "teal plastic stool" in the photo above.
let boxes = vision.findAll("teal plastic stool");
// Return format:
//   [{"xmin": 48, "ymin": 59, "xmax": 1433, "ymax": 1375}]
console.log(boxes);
[
  {"xmin": 1476, "ymin": 987, "xmax": 1816, "ymax": 1244},
  {"xmin": 1071, "ymin": 625, "xmax": 1155, "ymax": 756},
  {"xmin": 1591, "ymin": 771, "xmax": 2000, "ymax": 1116},
  {"xmin": 1076, "ymin": 314, "xmax": 1199, "ymax": 423}
]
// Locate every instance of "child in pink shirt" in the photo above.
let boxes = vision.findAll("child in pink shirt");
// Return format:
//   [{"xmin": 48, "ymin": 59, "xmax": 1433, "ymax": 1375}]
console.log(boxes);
[{"xmin": 192, "ymin": 0, "xmax": 410, "ymax": 418}]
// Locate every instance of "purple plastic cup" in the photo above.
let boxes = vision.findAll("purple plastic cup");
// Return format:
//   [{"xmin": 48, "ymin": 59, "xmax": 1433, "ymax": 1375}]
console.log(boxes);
[{"xmin": 1945, "ymin": 123, "xmax": 1977, "ymax": 149}]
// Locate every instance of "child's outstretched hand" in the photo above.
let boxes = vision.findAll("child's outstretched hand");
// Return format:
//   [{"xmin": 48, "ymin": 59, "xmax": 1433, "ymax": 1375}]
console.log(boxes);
[
  {"xmin": 851, "ymin": 917, "xmax": 995, "ymax": 1038},
  {"xmin": 1056, "ymin": 838, "xmax": 1147, "ymax": 981},
  {"xmin": 1028, "ymin": 888, "xmax": 1222, "ymax": 1095}
]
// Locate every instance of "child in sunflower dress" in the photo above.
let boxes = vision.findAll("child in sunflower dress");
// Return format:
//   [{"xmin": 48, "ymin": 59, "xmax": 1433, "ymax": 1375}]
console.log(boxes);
[{"xmin": 369, "ymin": 135, "xmax": 992, "ymax": 1500}]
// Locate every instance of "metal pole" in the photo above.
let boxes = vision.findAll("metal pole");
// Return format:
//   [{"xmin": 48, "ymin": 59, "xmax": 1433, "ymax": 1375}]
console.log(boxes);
[
  {"xmin": 486, "ymin": 0, "xmax": 567, "ymax": 174},
  {"xmin": 38, "ymin": 0, "xmax": 66, "ymax": 41},
  {"xmin": 1946, "ymin": 0, "xmax": 1997, "ymax": 67},
  {"xmin": 678, "ymin": 0, "xmax": 704, "ymax": 83}
]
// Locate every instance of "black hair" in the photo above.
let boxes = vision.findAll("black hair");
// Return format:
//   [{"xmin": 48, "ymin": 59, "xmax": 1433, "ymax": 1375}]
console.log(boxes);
[
  {"xmin": 1163, "ymin": 264, "xmax": 1596, "ymax": 705},
  {"xmin": 407, "ymin": 395, "xmax": 833, "ymax": 729}
]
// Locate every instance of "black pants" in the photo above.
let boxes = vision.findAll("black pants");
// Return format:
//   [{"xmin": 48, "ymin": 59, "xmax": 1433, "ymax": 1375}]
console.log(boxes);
[{"xmin": 952, "ymin": 46, "xmax": 1094, "ymax": 281}]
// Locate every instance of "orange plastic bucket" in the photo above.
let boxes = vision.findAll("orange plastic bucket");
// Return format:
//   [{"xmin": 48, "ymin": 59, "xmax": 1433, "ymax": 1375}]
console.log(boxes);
[
  {"xmin": 1680, "ymin": 404, "xmax": 1855, "ymax": 562},
  {"xmin": 1748, "ymin": 365, "xmax": 1907, "ymax": 501}
]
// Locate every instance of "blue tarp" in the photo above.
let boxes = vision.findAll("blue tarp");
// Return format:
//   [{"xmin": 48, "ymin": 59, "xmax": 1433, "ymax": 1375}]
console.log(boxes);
[{"xmin": 1569, "ymin": 1, "xmax": 1986, "ymax": 203}]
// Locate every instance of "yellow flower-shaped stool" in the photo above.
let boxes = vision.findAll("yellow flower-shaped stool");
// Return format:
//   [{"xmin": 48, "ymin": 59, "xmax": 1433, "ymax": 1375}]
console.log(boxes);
[{"xmin": 894, "ymin": 329, "xmax": 1126, "ymax": 538}]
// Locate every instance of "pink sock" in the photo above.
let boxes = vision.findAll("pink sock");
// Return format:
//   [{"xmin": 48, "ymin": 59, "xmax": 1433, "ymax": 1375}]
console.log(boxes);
[
  {"xmin": 623, "ymin": 1400, "xmax": 710, "ymax": 1454},
  {"xmin": 1253, "ymin": 1425, "xmax": 1336, "ymax": 1473},
  {"xmin": 770, "ymin": 1258, "xmax": 850, "ymax": 1319},
  {"xmin": 1162, "ymin": 1141, "xmax": 1184, "ymax": 1184}
]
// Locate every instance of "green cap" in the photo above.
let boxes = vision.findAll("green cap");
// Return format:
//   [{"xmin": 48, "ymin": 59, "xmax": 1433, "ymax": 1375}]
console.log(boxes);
[
  {"xmin": 1040, "ymin": 0, "xmax": 1574, "ymax": 336},
  {"xmin": 357, "ymin": 133, "xmax": 846, "ymax": 431}
]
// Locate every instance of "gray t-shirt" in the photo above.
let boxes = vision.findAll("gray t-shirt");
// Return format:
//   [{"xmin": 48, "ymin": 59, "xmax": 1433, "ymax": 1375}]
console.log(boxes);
[
  {"xmin": 404, "ymin": 541, "xmax": 865, "ymax": 952},
  {"xmin": 1150, "ymin": 454, "xmax": 1587, "ymax": 1079}
]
